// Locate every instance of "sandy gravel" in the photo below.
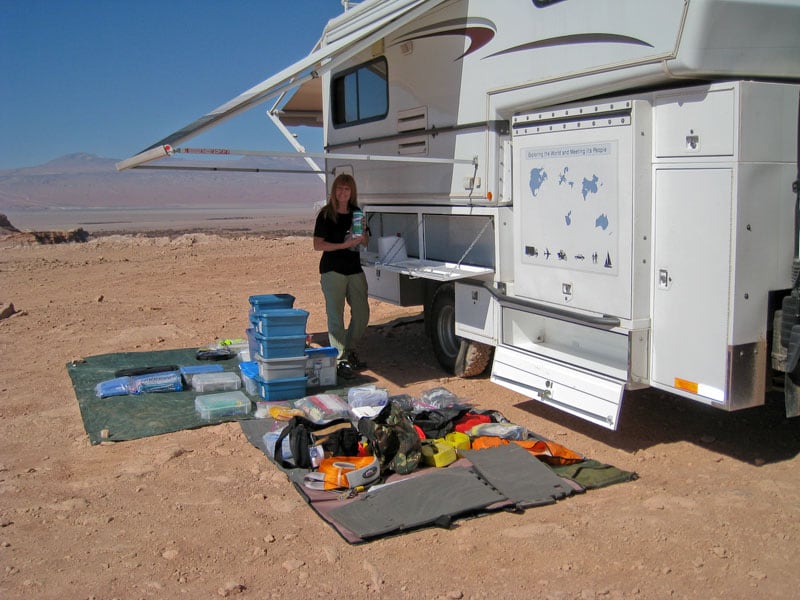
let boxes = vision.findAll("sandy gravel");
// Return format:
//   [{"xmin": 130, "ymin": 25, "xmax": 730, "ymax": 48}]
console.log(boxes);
[{"xmin": 0, "ymin": 230, "xmax": 798, "ymax": 599}]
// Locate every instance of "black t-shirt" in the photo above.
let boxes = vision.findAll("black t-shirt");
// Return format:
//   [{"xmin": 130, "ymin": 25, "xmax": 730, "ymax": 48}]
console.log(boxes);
[{"xmin": 313, "ymin": 209, "xmax": 363, "ymax": 275}]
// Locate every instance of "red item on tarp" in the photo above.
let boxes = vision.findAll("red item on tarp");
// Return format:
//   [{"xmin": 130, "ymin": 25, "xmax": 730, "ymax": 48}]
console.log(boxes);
[
  {"xmin": 453, "ymin": 413, "xmax": 491, "ymax": 433},
  {"xmin": 414, "ymin": 425, "xmax": 426, "ymax": 440}
]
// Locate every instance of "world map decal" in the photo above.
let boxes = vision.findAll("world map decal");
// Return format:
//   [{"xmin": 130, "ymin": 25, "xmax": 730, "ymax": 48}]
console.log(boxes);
[{"xmin": 520, "ymin": 141, "xmax": 618, "ymax": 275}]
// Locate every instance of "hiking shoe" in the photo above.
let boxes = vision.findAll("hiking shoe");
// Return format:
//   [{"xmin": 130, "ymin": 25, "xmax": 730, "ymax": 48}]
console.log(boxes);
[
  {"xmin": 347, "ymin": 351, "xmax": 367, "ymax": 371},
  {"xmin": 337, "ymin": 361, "xmax": 356, "ymax": 380}
]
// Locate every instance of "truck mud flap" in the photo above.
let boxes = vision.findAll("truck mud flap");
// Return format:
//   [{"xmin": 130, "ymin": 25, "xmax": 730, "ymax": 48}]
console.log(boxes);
[{"xmin": 491, "ymin": 346, "xmax": 624, "ymax": 430}]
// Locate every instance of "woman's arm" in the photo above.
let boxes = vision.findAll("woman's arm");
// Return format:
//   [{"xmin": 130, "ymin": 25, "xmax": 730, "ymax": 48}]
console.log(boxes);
[{"xmin": 313, "ymin": 236, "xmax": 362, "ymax": 251}]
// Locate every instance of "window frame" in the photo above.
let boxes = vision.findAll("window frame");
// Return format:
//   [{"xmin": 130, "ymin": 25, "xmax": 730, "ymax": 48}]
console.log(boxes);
[{"xmin": 330, "ymin": 56, "xmax": 389, "ymax": 129}]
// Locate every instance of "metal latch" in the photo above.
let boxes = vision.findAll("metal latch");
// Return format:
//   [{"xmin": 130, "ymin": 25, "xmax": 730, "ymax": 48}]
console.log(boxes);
[{"xmin": 658, "ymin": 269, "xmax": 672, "ymax": 289}]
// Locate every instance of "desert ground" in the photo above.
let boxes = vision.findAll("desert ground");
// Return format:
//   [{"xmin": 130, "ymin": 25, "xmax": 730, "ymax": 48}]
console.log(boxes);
[{"xmin": 1, "ymin": 219, "xmax": 798, "ymax": 599}]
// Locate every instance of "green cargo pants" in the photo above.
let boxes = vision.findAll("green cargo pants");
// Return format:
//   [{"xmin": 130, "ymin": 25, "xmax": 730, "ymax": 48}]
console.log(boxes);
[{"xmin": 320, "ymin": 270, "xmax": 370, "ymax": 360}]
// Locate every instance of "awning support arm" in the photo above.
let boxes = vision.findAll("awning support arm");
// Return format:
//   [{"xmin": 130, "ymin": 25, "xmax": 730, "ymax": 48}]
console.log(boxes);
[
  {"xmin": 266, "ymin": 107, "xmax": 326, "ymax": 183},
  {"xmin": 173, "ymin": 146, "xmax": 477, "ymax": 166}
]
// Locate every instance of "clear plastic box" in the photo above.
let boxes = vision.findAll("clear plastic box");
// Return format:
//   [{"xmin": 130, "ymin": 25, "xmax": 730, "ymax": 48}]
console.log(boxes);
[
  {"xmin": 194, "ymin": 390, "xmax": 251, "ymax": 420},
  {"xmin": 191, "ymin": 371, "xmax": 242, "ymax": 393},
  {"xmin": 238, "ymin": 361, "xmax": 259, "ymax": 396},
  {"xmin": 305, "ymin": 346, "xmax": 338, "ymax": 387},
  {"xmin": 304, "ymin": 346, "xmax": 338, "ymax": 368},
  {"xmin": 256, "ymin": 354, "xmax": 308, "ymax": 380}
]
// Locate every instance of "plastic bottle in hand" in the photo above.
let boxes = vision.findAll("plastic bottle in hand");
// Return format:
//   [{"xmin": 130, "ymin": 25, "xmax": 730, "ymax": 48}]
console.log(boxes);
[{"xmin": 350, "ymin": 209, "xmax": 364, "ymax": 251}]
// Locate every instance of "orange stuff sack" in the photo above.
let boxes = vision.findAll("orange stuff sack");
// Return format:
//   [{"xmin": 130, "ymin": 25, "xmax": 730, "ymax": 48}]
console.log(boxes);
[{"xmin": 470, "ymin": 436, "xmax": 583, "ymax": 466}]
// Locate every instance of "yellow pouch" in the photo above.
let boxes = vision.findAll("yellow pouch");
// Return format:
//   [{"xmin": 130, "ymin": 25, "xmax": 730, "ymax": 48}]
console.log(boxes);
[
  {"xmin": 421, "ymin": 441, "xmax": 457, "ymax": 468},
  {"xmin": 445, "ymin": 431, "xmax": 470, "ymax": 452}
]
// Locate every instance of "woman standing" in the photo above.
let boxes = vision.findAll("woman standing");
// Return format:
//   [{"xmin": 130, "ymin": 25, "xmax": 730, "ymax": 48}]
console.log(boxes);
[{"xmin": 313, "ymin": 173, "xmax": 370, "ymax": 379}]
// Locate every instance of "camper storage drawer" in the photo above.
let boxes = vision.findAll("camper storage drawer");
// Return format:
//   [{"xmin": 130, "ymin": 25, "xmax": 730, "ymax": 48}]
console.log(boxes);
[{"xmin": 363, "ymin": 265, "xmax": 424, "ymax": 306}]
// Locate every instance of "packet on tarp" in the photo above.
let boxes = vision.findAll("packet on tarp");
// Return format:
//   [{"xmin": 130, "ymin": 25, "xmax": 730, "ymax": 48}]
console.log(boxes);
[
  {"xmin": 418, "ymin": 386, "xmax": 471, "ymax": 410},
  {"xmin": 468, "ymin": 422, "xmax": 526, "ymax": 440},
  {"xmin": 347, "ymin": 385, "xmax": 389, "ymax": 408},
  {"xmin": 128, "ymin": 371, "xmax": 183, "ymax": 395},
  {"xmin": 347, "ymin": 385, "xmax": 389, "ymax": 419},
  {"xmin": 95, "ymin": 376, "xmax": 132, "ymax": 398},
  {"xmin": 292, "ymin": 393, "xmax": 352, "ymax": 424}
]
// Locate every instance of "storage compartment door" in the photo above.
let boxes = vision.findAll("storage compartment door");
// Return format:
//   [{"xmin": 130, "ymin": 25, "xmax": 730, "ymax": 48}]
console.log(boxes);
[
  {"xmin": 491, "ymin": 346, "xmax": 624, "ymax": 430},
  {"xmin": 363, "ymin": 265, "xmax": 424, "ymax": 306},
  {"xmin": 651, "ymin": 168, "xmax": 732, "ymax": 404},
  {"xmin": 512, "ymin": 119, "xmax": 638, "ymax": 318}
]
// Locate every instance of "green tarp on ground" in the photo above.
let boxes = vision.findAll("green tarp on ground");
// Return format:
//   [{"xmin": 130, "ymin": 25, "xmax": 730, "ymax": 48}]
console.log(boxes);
[
  {"xmin": 66, "ymin": 348, "xmax": 254, "ymax": 444},
  {"xmin": 67, "ymin": 348, "xmax": 368, "ymax": 445}
]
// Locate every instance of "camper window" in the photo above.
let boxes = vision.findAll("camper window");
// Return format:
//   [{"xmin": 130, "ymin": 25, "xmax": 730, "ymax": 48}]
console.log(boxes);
[{"xmin": 332, "ymin": 57, "xmax": 388, "ymax": 127}]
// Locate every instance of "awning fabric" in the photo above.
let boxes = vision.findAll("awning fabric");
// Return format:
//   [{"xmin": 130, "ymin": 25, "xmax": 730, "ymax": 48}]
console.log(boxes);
[
  {"xmin": 119, "ymin": 0, "xmax": 446, "ymax": 170},
  {"xmin": 276, "ymin": 77, "xmax": 323, "ymax": 127}
]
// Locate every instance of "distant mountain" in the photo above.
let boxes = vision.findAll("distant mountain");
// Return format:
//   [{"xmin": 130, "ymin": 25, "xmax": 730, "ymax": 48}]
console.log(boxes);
[{"xmin": 0, "ymin": 153, "xmax": 326, "ymax": 211}]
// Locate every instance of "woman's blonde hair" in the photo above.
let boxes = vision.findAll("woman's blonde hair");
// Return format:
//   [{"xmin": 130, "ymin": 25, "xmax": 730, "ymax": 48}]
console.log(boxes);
[{"xmin": 320, "ymin": 173, "xmax": 359, "ymax": 222}]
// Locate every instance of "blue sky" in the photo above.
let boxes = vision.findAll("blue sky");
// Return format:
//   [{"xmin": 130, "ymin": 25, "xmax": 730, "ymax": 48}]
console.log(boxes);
[{"xmin": 0, "ymin": 0, "xmax": 345, "ymax": 169}]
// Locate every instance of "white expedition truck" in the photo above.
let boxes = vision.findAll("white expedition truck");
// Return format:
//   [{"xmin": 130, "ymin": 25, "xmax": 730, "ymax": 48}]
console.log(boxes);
[{"xmin": 119, "ymin": 0, "xmax": 800, "ymax": 430}]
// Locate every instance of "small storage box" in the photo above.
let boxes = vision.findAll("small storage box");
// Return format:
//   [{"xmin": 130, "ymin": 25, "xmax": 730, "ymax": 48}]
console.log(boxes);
[
  {"xmin": 256, "ymin": 354, "xmax": 308, "ymax": 380},
  {"xmin": 180, "ymin": 364, "xmax": 224, "ymax": 387},
  {"xmin": 238, "ymin": 361, "xmax": 259, "ymax": 396},
  {"xmin": 195, "ymin": 390, "xmax": 251, "ymax": 421},
  {"xmin": 246, "ymin": 328, "xmax": 258, "ymax": 362},
  {"xmin": 305, "ymin": 346, "xmax": 338, "ymax": 387},
  {"xmin": 248, "ymin": 293, "xmax": 295, "ymax": 315},
  {"xmin": 250, "ymin": 308, "xmax": 309, "ymax": 337},
  {"xmin": 191, "ymin": 371, "xmax": 241, "ymax": 393},
  {"xmin": 255, "ymin": 375, "xmax": 307, "ymax": 402},
  {"xmin": 305, "ymin": 346, "xmax": 338, "ymax": 368},
  {"xmin": 253, "ymin": 332, "xmax": 307, "ymax": 359},
  {"xmin": 307, "ymin": 366, "xmax": 337, "ymax": 387}
]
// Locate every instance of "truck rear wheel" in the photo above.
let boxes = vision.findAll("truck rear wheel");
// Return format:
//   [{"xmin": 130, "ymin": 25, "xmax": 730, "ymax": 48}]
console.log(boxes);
[
  {"xmin": 455, "ymin": 339, "xmax": 494, "ymax": 378},
  {"xmin": 429, "ymin": 283, "xmax": 494, "ymax": 377},
  {"xmin": 430, "ymin": 284, "xmax": 459, "ymax": 373}
]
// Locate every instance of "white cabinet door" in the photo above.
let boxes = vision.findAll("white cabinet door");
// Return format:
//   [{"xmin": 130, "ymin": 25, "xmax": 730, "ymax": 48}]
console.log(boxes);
[{"xmin": 651, "ymin": 167, "xmax": 733, "ymax": 403}]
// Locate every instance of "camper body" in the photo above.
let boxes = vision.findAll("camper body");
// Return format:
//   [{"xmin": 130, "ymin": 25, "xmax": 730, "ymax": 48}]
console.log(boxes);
[
  {"xmin": 318, "ymin": 0, "xmax": 800, "ymax": 429},
  {"xmin": 119, "ymin": 0, "xmax": 800, "ymax": 430}
]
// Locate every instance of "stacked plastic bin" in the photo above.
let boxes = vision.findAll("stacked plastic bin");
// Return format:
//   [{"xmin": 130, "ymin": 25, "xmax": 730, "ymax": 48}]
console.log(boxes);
[{"xmin": 247, "ymin": 294, "xmax": 309, "ymax": 402}]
